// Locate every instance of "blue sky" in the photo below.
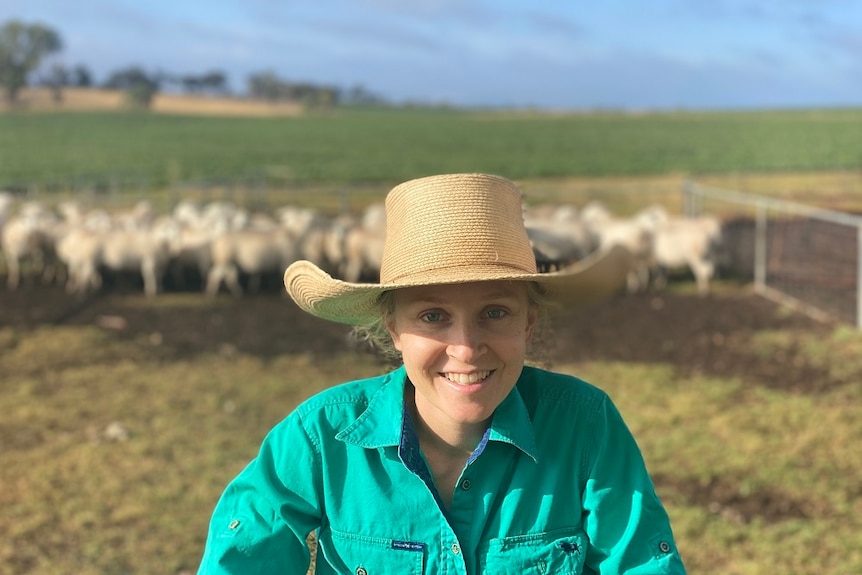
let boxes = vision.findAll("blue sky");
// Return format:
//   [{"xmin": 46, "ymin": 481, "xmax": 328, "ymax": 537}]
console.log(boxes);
[{"xmin": 4, "ymin": 0, "xmax": 862, "ymax": 109}]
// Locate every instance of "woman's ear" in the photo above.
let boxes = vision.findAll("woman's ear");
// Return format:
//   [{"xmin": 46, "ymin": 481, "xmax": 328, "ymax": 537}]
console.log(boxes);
[
  {"xmin": 525, "ymin": 304, "xmax": 539, "ymax": 342},
  {"xmin": 385, "ymin": 314, "xmax": 403, "ymax": 351}
]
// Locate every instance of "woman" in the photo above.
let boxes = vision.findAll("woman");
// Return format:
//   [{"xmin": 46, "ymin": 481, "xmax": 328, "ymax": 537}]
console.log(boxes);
[{"xmin": 197, "ymin": 173, "xmax": 687, "ymax": 574}]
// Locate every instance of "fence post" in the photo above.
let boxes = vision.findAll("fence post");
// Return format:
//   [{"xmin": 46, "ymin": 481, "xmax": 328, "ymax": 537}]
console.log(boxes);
[
  {"xmin": 682, "ymin": 180, "xmax": 694, "ymax": 217},
  {"xmin": 755, "ymin": 200, "xmax": 767, "ymax": 292},
  {"xmin": 858, "ymin": 225, "xmax": 862, "ymax": 329}
]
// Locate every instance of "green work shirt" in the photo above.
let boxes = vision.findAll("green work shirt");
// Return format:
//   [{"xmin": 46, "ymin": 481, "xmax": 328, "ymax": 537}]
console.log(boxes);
[{"xmin": 197, "ymin": 365, "xmax": 686, "ymax": 574}]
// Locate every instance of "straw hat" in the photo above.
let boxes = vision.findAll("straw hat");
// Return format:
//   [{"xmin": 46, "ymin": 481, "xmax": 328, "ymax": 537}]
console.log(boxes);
[{"xmin": 284, "ymin": 173, "xmax": 633, "ymax": 325}]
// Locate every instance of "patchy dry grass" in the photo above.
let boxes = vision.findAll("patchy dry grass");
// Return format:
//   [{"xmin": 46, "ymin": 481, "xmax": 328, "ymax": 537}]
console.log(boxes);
[
  {"xmin": 1, "ymin": 287, "xmax": 860, "ymax": 574},
  {"xmin": 1, "ymin": 88, "xmax": 303, "ymax": 117},
  {"xmin": 565, "ymin": 326, "xmax": 862, "ymax": 575},
  {"xmin": 518, "ymin": 170, "xmax": 862, "ymax": 216},
  {"xmin": 0, "ymin": 320, "xmax": 381, "ymax": 574}
]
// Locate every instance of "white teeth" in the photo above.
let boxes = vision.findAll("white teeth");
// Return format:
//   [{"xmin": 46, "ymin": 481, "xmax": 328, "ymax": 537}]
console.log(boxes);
[{"xmin": 444, "ymin": 371, "xmax": 491, "ymax": 384}]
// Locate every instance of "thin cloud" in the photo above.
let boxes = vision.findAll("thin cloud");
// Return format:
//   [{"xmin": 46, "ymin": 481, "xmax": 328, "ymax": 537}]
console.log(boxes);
[
  {"xmin": 523, "ymin": 11, "xmax": 585, "ymax": 38},
  {"xmin": 5, "ymin": 0, "xmax": 862, "ymax": 109}
]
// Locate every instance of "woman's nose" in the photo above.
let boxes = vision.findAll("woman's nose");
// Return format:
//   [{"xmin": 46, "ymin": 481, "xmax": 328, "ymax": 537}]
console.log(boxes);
[{"xmin": 446, "ymin": 321, "xmax": 487, "ymax": 361}]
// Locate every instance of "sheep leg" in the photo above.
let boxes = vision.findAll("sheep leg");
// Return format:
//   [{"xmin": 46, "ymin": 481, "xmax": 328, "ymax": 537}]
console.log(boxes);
[
  {"xmin": 67, "ymin": 262, "xmax": 101, "ymax": 295},
  {"xmin": 205, "ymin": 265, "xmax": 225, "ymax": 297},
  {"xmin": 689, "ymin": 258, "xmax": 714, "ymax": 295},
  {"xmin": 64, "ymin": 265, "xmax": 79, "ymax": 294},
  {"xmin": 4, "ymin": 250, "xmax": 20, "ymax": 289},
  {"xmin": 85, "ymin": 263, "xmax": 102, "ymax": 293},
  {"xmin": 142, "ymin": 259, "xmax": 159, "ymax": 297},
  {"xmin": 630, "ymin": 260, "xmax": 650, "ymax": 292},
  {"xmin": 343, "ymin": 257, "xmax": 363, "ymax": 283},
  {"xmin": 652, "ymin": 266, "xmax": 668, "ymax": 290},
  {"xmin": 224, "ymin": 264, "xmax": 243, "ymax": 297}
]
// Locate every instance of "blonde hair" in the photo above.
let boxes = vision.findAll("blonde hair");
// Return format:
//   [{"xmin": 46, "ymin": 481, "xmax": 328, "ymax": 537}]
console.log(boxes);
[{"xmin": 349, "ymin": 281, "xmax": 554, "ymax": 369}]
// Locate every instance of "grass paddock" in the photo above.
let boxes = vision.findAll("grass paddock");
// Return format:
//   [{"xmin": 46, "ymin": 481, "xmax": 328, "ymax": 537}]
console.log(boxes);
[{"xmin": 1, "ymin": 282, "xmax": 859, "ymax": 575}]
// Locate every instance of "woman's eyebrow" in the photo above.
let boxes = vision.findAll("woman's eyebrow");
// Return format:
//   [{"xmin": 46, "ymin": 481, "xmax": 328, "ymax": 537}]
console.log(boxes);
[
  {"xmin": 401, "ymin": 285, "xmax": 523, "ymax": 305},
  {"xmin": 474, "ymin": 289, "xmax": 522, "ymax": 302},
  {"xmin": 405, "ymin": 296, "xmax": 444, "ymax": 305},
  {"xmin": 484, "ymin": 291, "xmax": 519, "ymax": 300}
]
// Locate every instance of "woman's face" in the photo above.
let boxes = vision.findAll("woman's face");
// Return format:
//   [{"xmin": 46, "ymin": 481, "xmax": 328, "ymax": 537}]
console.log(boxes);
[{"xmin": 386, "ymin": 281, "xmax": 538, "ymax": 435}]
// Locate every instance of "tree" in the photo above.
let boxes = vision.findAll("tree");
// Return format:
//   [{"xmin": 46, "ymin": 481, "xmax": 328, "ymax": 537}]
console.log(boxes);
[
  {"xmin": 179, "ymin": 74, "xmax": 203, "ymax": 93},
  {"xmin": 247, "ymin": 71, "xmax": 282, "ymax": 101},
  {"xmin": 200, "ymin": 70, "xmax": 227, "ymax": 94},
  {"xmin": 0, "ymin": 20, "xmax": 63, "ymax": 103},
  {"xmin": 71, "ymin": 64, "xmax": 93, "ymax": 87},
  {"xmin": 37, "ymin": 63, "xmax": 92, "ymax": 102},
  {"xmin": 104, "ymin": 66, "xmax": 160, "ymax": 109},
  {"xmin": 45, "ymin": 63, "xmax": 67, "ymax": 103},
  {"xmin": 344, "ymin": 84, "xmax": 387, "ymax": 107},
  {"xmin": 246, "ymin": 70, "xmax": 340, "ymax": 108},
  {"xmin": 165, "ymin": 70, "xmax": 228, "ymax": 95}
]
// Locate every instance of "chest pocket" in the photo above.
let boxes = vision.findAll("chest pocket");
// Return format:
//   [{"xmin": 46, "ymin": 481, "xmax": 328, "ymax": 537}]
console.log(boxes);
[
  {"xmin": 318, "ymin": 527, "xmax": 424, "ymax": 575},
  {"xmin": 478, "ymin": 527, "xmax": 587, "ymax": 575}
]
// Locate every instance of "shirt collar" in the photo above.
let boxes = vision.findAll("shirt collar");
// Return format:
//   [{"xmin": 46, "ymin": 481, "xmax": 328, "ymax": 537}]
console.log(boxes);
[
  {"xmin": 335, "ymin": 365, "xmax": 407, "ymax": 448},
  {"xmin": 335, "ymin": 365, "xmax": 538, "ymax": 462},
  {"xmin": 487, "ymin": 379, "xmax": 538, "ymax": 462}
]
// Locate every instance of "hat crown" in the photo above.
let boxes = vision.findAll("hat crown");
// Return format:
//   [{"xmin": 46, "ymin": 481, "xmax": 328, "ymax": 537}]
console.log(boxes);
[{"xmin": 380, "ymin": 174, "xmax": 537, "ymax": 284}]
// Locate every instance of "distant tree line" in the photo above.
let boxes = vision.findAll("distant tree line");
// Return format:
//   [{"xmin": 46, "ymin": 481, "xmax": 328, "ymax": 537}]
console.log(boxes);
[
  {"xmin": 246, "ymin": 71, "xmax": 386, "ymax": 107},
  {"xmin": 0, "ymin": 19, "xmax": 388, "ymax": 110}
]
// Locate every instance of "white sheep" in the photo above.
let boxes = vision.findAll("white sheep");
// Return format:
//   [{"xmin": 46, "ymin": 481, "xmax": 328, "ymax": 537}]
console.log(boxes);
[
  {"xmin": 165, "ymin": 222, "xmax": 216, "ymax": 290},
  {"xmin": 200, "ymin": 201, "xmax": 245, "ymax": 234},
  {"xmin": 582, "ymin": 206, "xmax": 657, "ymax": 293},
  {"xmin": 173, "ymin": 199, "xmax": 205, "ymax": 228},
  {"xmin": 1, "ymin": 202, "xmax": 62, "ymax": 289},
  {"xmin": 55, "ymin": 227, "xmax": 103, "ymax": 295},
  {"xmin": 115, "ymin": 200, "xmax": 156, "ymax": 230},
  {"xmin": 650, "ymin": 215, "xmax": 723, "ymax": 294},
  {"xmin": 205, "ymin": 228, "xmax": 298, "ymax": 296},
  {"xmin": 335, "ymin": 203, "xmax": 386, "ymax": 283},
  {"xmin": 276, "ymin": 205, "xmax": 337, "ymax": 273},
  {"xmin": 56, "ymin": 223, "xmax": 173, "ymax": 297},
  {"xmin": 340, "ymin": 224, "xmax": 385, "ymax": 283},
  {"xmin": 101, "ymin": 226, "xmax": 173, "ymax": 296},
  {"xmin": 322, "ymin": 213, "xmax": 358, "ymax": 279},
  {"xmin": 524, "ymin": 203, "xmax": 598, "ymax": 271}
]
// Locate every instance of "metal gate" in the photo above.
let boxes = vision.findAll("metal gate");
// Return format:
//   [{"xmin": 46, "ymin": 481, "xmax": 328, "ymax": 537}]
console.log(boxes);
[{"xmin": 683, "ymin": 180, "xmax": 862, "ymax": 328}]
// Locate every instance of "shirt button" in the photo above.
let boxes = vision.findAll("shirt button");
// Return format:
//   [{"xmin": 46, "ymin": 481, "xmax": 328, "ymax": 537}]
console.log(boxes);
[
  {"xmin": 355, "ymin": 568, "xmax": 367, "ymax": 575},
  {"xmin": 451, "ymin": 543, "xmax": 461, "ymax": 555},
  {"xmin": 460, "ymin": 479, "xmax": 472, "ymax": 491},
  {"xmin": 659, "ymin": 541, "xmax": 671, "ymax": 553}
]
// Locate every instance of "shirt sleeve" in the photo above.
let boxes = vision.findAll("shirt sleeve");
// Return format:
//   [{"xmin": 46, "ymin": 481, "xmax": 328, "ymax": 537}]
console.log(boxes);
[
  {"xmin": 581, "ymin": 395, "xmax": 687, "ymax": 574},
  {"xmin": 197, "ymin": 411, "xmax": 323, "ymax": 575}
]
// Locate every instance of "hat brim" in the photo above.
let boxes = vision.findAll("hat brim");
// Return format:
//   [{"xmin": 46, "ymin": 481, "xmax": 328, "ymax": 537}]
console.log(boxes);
[{"xmin": 284, "ymin": 244, "xmax": 634, "ymax": 325}]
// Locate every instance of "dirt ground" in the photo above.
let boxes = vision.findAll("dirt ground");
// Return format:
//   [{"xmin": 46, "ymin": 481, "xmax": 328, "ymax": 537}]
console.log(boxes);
[
  {"xmin": 0, "ymin": 278, "xmax": 841, "ymax": 527},
  {"xmin": 0, "ymin": 276, "xmax": 836, "ymax": 393}
]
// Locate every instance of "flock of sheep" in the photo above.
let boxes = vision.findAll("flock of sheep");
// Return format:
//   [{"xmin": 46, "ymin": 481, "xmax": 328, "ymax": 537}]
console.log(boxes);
[{"xmin": 0, "ymin": 189, "xmax": 723, "ymax": 299}]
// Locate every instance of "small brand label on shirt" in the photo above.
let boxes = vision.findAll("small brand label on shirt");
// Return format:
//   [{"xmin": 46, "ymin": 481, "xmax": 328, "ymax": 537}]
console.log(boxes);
[{"xmin": 391, "ymin": 540, "xmax": 426, "ymax": 552}]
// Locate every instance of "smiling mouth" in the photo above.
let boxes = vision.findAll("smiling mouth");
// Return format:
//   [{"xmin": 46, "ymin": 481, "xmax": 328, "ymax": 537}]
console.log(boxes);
[{"xmin": 443, "ymin": 370, "xmax": 492, "ymax": 384}]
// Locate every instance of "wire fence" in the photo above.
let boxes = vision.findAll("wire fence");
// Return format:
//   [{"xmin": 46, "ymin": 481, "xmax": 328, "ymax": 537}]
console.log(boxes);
[
  {"xmin": 4, "ymin": 172, "xmax": 367, "ymax": 216},
  {"xmin": 684, "ymin": 181, "xmax": 862, "ymax": 328}
]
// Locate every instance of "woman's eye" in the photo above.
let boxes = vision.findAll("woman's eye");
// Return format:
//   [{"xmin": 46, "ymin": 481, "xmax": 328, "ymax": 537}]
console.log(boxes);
[
  {"xmin": 486, "ymin": 308, "xmax": 507, "ymax": 319},
  {"xmin": 421, "ymin": 311, "xmax": 444, "ymax": 323}
]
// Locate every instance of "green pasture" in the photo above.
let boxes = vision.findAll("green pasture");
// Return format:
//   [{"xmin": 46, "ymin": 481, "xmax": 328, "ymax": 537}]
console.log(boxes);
[{"xmin": 4, "ymin": 107, "xmax": 862, "ymax": 191}]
